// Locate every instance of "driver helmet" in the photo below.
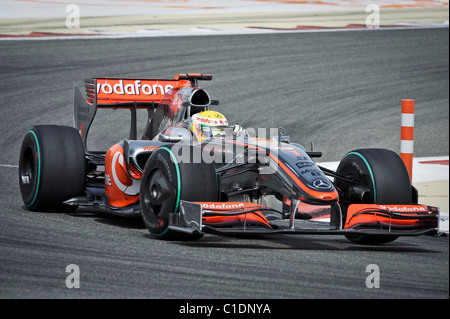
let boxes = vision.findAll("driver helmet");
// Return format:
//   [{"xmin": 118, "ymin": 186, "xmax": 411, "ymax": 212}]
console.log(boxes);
[{"xmin": 190, "ymin": 110, "xmax": 228, "ymax": 142}]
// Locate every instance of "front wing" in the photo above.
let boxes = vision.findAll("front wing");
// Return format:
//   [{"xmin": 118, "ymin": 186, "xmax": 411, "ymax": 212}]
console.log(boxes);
[{"xmin": 168, "ymin": 201, "xmax": 442, "ymax": 238}]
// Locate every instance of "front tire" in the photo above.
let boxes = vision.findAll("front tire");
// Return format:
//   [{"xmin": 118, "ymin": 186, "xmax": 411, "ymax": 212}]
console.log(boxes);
[
  {"xmin": 336, "ymin": 148, "xmax": 412, "ymax": 244},
  {"xmin": 139, "ymin": 146, "xmax": 219, "ymax": 240},
  {"xmin": 18, "ymin": 125, "xmax": 86, "ymax": 211}
]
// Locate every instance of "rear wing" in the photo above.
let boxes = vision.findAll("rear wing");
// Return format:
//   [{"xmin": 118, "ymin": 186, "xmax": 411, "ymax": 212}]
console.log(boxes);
[
  {"xmin": 88, "ymin": 77, "xmax": 191, "ymax": 106},
  {"xmin": 73, "ymin": 74, "xmax": 212, "ymax": 149}
]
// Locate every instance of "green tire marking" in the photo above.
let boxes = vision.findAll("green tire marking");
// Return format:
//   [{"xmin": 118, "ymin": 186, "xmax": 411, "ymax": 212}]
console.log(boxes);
[
  {"xmin": 27, "ymin": 130, "xmax": 41, "ymax": 208},
  {"xmin": 346, "ymin": 151, "xmax": 376, "ymax": 202}
]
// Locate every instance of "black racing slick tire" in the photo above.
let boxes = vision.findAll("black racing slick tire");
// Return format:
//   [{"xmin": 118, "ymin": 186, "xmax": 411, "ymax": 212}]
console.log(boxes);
[
  {"xmin": 336, "ymin": 148, "xmax": 412, "ymax": 244},
  {"xmin": 18, "ymin": 125, "xmax": 86, "ymax": 211},
  {"xmin": 140, "ymin": 146, "xmax": 219, "ymax": 240}
]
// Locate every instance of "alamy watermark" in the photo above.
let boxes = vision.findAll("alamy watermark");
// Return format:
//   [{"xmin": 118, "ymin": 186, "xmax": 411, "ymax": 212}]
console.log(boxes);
[
  {"xmin": 366, "ymin": 4, "xmax": 380, "ymax": 29},
  {"xmin": 365, "ymin": 264, "xmax": 380, "ymax": 288},
  {"xmin": 65, "ymin": 264, "xmax": 80, "ymax": 288},
  {"xmin": 167, "ymin": 127, "xmax": 281, "ymax": 175},
  {"xmin": 66, "ymin": 4, "xmax": 80, "ymax": 29}
]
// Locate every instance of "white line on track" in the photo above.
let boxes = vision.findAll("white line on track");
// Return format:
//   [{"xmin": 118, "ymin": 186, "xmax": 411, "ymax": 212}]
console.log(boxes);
[{"xmin": 0, "ymin": 164, "xmax": 18, "ymax": 168}]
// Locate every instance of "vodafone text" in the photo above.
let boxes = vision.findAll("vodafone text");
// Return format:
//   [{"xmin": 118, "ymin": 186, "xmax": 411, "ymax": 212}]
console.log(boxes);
[
  {"xmin": 379, "ymin": 205, "xmax": 427, "ymax": 212},
  {"xmin": 201, "ymin": 203, "xmax": 245, "ymax": 209},
  {"xmin": 97, "ymin": 80, "xmax": 173, "ymax": 96}
]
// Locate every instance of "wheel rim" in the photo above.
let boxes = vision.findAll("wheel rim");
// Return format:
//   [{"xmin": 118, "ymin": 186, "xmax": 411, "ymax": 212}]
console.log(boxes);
[
  {"xmin": 142, "ymin": 168, "xmax": 177, "ymax": 219},
  {"xmin": 337, "ymin": 155, "xmax": 375, "ymax": 204},
  {"xmin": 19, "ymin": 146, "xmax": 35, "ymax": 191},
  {"xmin": 344, "ymin": 152, "xmax": 376, "ymax": 202}
]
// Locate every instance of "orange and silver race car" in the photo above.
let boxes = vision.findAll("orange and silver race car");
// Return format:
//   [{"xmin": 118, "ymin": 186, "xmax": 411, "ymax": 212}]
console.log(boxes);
[{"xmin": 18, "ymin": 74, "xmax": 442, "ymax": 244}]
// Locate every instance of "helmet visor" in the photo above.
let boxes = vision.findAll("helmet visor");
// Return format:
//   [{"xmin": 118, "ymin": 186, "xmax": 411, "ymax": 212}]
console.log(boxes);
[{"xmin": 201, "ymin": 125, "xmax": 227, "ymax": 139}]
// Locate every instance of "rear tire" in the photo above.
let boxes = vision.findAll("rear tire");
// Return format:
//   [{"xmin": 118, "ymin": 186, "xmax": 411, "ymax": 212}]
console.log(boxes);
[
  {"xmin": 140, "ymin": 146, "xmax": 219, "ymax": 240},
  {"xmin": 336, "ymin": 148, "xmax": 412, "ymax": 244},
  {"xmin": 18, "ymin": 125, "xmax": 86, "ymax": 211}
]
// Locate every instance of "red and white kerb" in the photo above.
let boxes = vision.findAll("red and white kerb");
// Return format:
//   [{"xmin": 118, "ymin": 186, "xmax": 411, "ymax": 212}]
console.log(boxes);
[{"xmin": 400, "ymin": 99, "xmax": 414, "ymax": 180}]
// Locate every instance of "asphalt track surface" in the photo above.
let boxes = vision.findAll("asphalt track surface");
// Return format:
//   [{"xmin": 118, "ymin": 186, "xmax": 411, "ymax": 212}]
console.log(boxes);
[{"xmin": 0, "ymin": 28, "xmax": 448, "ymax": 301}]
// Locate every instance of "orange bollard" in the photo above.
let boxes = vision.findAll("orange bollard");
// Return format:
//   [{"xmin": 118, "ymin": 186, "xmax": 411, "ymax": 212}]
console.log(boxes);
[{"xmin": 400, "ymin": 99, "xmax": 414, "ymax": 180}]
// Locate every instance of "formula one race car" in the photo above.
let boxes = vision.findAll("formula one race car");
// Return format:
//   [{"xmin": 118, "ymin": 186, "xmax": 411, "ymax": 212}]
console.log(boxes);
[{"xmin": 18, "ymin": 74, "xmax": 442, "ymax": 244}]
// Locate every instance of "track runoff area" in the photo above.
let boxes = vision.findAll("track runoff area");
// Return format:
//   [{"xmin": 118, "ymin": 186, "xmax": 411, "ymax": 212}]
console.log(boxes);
[{"xmin": 1, "ymin": 0, "xmax": 449, "ymax": 39}]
